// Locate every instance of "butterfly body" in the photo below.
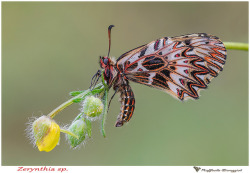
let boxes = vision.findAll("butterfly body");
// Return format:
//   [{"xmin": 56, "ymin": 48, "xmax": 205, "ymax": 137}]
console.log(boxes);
[{"xmin": 99, "ymin": 32, "xmax": 227, "ymax": 127}]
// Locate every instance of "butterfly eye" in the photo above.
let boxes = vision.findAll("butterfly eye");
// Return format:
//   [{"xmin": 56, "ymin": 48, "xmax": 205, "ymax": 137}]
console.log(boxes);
[{"xmin": 103, "ymin": 58, "xmax": 109, "ymax": 65}]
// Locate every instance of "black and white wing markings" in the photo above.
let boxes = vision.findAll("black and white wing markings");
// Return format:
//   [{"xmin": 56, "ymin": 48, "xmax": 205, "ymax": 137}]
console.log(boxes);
[{"xmin": 116, "ymin": 33, "xmax": 227, "ymax": 100}]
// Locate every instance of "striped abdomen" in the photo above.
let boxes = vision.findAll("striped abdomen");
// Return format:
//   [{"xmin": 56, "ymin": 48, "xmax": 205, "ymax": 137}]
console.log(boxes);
[{"xmin": 115, "ymin": 84, "xmax": 135, "ymax": 127}]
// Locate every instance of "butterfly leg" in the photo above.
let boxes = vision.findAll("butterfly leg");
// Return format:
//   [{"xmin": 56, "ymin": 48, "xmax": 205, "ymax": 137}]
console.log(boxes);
[
  {"xmin": 115, "ymin": 84, "xmax": 135, "ymax": 127},
  {"xmin": 89, "ymin": 70, "xmax": 101, "ymax": 90},
  {"xmin": 108, "ymin": 87, "xmax": 119, "ymax": 113}
]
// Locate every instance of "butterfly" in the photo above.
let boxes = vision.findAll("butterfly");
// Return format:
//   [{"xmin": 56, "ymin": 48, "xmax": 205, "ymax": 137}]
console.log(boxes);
[{"xmin": 93, "ymin": 25, "xmax": 227, "ymax": 127}]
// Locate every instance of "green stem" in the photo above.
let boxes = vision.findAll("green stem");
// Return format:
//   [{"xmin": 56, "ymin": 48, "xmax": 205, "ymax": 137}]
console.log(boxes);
[
  {"xmin": 101, "ymin": 88, "xmax": 109, "ymax": 138},
  {"xmin": 72, "ymin": 112, "xmax": 84, "ymax": 122},
  {"xmin": 60, "ymin": 129, "xmax": 79, "ymax": 139},
  {"xmin": 224, "ymin": 42, "xmax": 248, "ymax": 51},
  {"xmin": 102, "ymin": 71, "xmax": 109, "ymax": 88},
  {"xmin": 48, "ymin": 83, "xmax": 103, "ymax": 119}
]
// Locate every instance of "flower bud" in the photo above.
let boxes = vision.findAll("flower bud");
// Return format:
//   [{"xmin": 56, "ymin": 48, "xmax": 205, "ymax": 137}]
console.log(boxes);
[
  {"xmin": 67, "ymin": 118, "xmax": 91, "ymax": 148},
  {"xmin": 32, "ymin": 116, "xmax": 60, "ymax": 152},
  {"xmin": 83, "ymin": 96, "xmax": 104, "ymax": 118}
]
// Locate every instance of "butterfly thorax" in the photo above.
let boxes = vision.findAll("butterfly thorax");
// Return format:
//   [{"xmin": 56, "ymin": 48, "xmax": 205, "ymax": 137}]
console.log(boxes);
[{"xmin": 99, "ymin": 56, "xmax": 120, "ymax": 88}]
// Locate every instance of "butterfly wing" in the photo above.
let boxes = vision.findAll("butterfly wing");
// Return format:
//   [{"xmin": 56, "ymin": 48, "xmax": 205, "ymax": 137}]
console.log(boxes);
[{"xmin": 116, "ymin": 33, "xmax": 227, "ymax": 100}]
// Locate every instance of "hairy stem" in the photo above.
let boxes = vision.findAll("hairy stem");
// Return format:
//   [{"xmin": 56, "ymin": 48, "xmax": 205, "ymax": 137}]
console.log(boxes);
[
  {"xmin": 60, "ymin": 129, "xmax": 79, "ymax": 139},
  {"xmin": 101, "ymin": 88, "xmax": 109, "ymax": 138},
  {"xmin": 48, "ymin": 83, "xmax": 103, "ymax": 119}
]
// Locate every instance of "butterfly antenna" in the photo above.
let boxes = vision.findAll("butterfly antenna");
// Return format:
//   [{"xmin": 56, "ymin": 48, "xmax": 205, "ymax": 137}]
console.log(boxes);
[{"xmin": 107, "ymin": 25, "xmax": 115, "ymax": 57}]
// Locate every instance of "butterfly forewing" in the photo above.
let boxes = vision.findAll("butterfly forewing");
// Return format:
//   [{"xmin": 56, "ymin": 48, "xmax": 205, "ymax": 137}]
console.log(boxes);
[{"xmin": 116, "ymin": 33, "xmax": 227, "ymax": 101}]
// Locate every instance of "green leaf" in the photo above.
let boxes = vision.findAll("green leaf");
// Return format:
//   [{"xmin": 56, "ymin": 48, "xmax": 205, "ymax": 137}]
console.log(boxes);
[
  {"xmin": 70, "ymin": 91, "xmax": 84, "ymax": 96},
  {"xmin": 73, "ymin": 98, "xmax": 84, "ymax": 103}
]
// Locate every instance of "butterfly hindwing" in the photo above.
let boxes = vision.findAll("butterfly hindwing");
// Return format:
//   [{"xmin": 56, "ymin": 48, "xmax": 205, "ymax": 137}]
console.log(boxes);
[{"xmin": 116, "ymin": 33, "xmax": 227, "ymax": 100}]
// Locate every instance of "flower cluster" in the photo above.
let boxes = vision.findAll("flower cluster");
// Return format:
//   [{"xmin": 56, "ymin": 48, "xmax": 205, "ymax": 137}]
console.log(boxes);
[{"xmin": 27, "ymin": 83, "xmax": 108, "ymax": 152}]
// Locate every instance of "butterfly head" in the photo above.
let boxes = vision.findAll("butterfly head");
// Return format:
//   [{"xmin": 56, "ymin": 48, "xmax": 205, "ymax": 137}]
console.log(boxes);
[
  {"xmin": 99, "ymin": 56, "xmax": 116, "ymax": 86},
  {"xmin": 99, "ymin": 56, "xmax": 111, "ymax": 69}
]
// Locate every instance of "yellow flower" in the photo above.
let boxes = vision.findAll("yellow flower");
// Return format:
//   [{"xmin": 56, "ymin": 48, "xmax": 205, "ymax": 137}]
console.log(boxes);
[{"xmin": 32, "ymin": 116, "xmax": 60, "ymax": 152}]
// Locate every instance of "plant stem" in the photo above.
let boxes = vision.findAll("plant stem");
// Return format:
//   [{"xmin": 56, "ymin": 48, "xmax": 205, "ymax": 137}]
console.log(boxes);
[
  {"xmin": 101, "ymin": 88, "xmax": 109, "ymax": 138},
  {"xmin": 48, "ymin": 83, "xmax": 103, "ymax": 119},
  {"xmin": 60, "ymin": 129, "xmax": 79, "ymax": 139},
  {"xmin": 224, "ymin": 42, "xmax": 248, "ymax": 51},
  {"xmin": 73, "ymin": 112, "xmax": 84, "ymax": 122}
]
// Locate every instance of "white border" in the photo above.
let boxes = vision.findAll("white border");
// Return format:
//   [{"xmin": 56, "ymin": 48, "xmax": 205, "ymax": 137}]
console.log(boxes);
[
  {"xmin": 0, "ymin": 166, "xmax": 250, "ymax": 173},
  {"xmin": 0, "ymin": 0, "xmax": 249, "ymax": 172}
]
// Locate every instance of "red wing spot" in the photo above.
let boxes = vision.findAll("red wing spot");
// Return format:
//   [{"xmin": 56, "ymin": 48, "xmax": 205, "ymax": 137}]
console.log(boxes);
[
  {"xmin": 184, "ymin": 60, "xmax": 188, "ymax": 63},
  {"xmin": 176, "ymin": 88, "xmax": 180, "ymax": 96},
  {"xmin": 175, "ymin": 54, "xmax": 180, "ymax": 57},
  {"xmin": 180, "ymin": 79, "xmax": 185, "ymax": 85},
  {"xmin": 176, "ymin": 88, "xmax": 183, "ymax": 99},
  {"xmin": 184, "ymin": 69, "xmax": 188, "ymax": 74},
  {"xmin": 154, "ymin": 40, "xmax": 160, "ymax": 50},
  {"xmin": 138, "ymin": 68, "xmax": 143, "ymax": 72}
]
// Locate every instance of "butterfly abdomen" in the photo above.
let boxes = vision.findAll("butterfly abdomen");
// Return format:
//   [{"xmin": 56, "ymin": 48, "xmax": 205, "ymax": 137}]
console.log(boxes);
[{"xmin": 115, "ymin": 84, "xmax": 135, "ymax": 127}]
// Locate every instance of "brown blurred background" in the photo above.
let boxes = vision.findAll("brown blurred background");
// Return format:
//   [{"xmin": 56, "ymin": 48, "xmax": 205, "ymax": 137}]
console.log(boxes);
[{"xmin": 2, "ymin": 2, "xmax": 248, "ymax": 165}]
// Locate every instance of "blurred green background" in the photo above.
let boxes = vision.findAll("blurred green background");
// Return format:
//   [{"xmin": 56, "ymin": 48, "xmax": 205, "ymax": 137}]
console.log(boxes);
[{"xmin": 2, "ymin": 2, "xmax": 248, "ymax": 166}]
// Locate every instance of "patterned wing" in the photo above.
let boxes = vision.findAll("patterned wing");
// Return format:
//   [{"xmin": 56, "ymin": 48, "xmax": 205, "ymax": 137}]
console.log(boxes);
[{"xmin": 116, "ymin": 33, "xmax": 227, "ymax": 100}]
